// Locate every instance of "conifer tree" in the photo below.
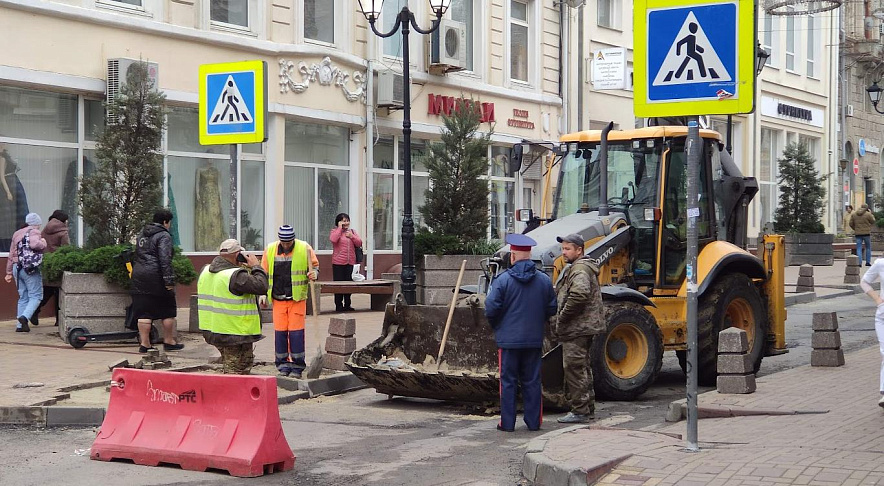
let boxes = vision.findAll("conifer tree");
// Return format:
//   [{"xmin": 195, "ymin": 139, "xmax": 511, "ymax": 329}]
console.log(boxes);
[
  {"xmin": 79, "ymin": 61, "xmax": 166, "ymax": 247},
  {"xmin": 774, "ymin": 142, "xmax": 827, "ymax": 233},
  {"xmin": 420, "ymin": 98, "xmax": 492, "ymax": 243}
]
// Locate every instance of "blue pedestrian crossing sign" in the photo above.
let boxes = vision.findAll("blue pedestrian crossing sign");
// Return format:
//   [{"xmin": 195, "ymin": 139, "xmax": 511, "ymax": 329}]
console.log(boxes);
[
  {"xmin": 634, "ymin": 0, "xmax": 755, "ymax": 117},
  {"xmin": 199, "ymin": 60, "xmax": 267, "ymax": 145}
]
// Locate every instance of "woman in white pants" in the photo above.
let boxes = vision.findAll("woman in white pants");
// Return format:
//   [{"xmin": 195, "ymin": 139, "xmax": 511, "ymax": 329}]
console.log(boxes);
[{"xmin": 860, "ymin": 258, "xmax": 884, "ymax": 407}]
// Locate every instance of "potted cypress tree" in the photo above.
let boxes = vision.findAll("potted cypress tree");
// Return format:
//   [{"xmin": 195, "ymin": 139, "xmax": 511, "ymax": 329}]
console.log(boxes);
[
  {"xmin": 773, "ymin": 142, "xmax": 833, "ymax": 265},
  {"xmin": 415, "ymin": 98, "xmax": 500, "ymax": 304}
]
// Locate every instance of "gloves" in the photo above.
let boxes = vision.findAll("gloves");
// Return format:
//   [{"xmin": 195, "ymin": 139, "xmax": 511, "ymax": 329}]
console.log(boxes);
[{"xmin": 258, "ymin": 295, "xmax": 268, "ymax": 308}]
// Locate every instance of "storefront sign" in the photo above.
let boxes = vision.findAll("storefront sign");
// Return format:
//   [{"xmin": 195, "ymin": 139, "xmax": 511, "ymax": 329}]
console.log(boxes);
[
  {"xmin": 507, "ymin": 109, "xmax": 535, "ymax": 129},
  {"xmin": 591, "ymin": 47, "xmax": 628, "ymax": 90},
  {"xmin": 427, "ymin": 94, "xmax": 495, "ymax": 123},
  {"xmin": 760, "ymin": 96, "xmax": 824, "ymax": 128},
  {"xmin": 867, "ymin": 144, "xmax": 881, "ymax": 154}
]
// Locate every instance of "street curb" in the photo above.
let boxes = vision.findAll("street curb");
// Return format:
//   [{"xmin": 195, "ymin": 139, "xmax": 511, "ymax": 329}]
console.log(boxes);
[
  {"xmin": 278, "ymin": 371, "xmax": 366, "ymax": 398},
  {"xmin": 0, "ymin": 406, "xmax": 105, "ymax": 427},
  {"xmin": 784, "ymin": 292, "xmax": 815, "ymax": 306},
  {"xmin": 522, "ymin": 425, "xmax": 633, "ymax": 485}
]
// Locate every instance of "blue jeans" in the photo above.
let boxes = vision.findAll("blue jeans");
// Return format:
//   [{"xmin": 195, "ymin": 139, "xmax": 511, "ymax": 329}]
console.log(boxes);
[
  {"xmin": 14, "ymin": 266, "xmax": 43, "ymax": 323},
  {"xmin": 857, "ymin": 235, "xmax": 873, "ymax": 265}
]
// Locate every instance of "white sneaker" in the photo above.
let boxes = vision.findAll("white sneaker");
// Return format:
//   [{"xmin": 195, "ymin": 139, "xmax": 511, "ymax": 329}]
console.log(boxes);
[{"xmin": 877, "ymin": 395, "xmax": 884, "ymax": 408}]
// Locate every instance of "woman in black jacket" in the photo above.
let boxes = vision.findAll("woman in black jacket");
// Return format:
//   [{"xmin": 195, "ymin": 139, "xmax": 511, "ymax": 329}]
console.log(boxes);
[{"xmin": 131, "ymin": 208, "xmax": 183, "ymax": 353}]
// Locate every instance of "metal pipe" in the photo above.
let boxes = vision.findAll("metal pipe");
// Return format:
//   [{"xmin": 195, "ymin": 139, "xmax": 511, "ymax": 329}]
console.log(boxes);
[
  {"xmin": 598, "ymin": 121, "xmax": 614, "ymax": 216},
  {"xmin": 685, "ymin": 119, "xmax": 701, "ymax": 452},
  {"xmin": 577, "ymin": 4, "xmax": 584, "ymax": 131}
]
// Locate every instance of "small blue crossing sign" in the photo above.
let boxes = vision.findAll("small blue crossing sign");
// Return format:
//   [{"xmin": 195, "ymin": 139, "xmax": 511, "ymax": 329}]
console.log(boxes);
[
  {"xmin": 199, "ymin": 60, "xmax": 267, "ymax": 145},
  {"xmin": 634, "ymin": 0, "xmax": 755, "ymax": 117}
]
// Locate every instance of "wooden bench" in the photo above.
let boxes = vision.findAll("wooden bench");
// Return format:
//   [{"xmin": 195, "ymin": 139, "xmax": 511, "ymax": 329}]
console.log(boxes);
[{"xmin": 306, "ymin": 280, "xmax": 396, "ymax": 315}]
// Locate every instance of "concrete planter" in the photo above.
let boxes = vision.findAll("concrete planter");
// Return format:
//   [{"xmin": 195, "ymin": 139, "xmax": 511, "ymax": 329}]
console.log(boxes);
[
  {"xmin": 416, "ymin": 255, "xmax": 488, "ymax": 305},
  {"xmin": 783, "ymin": 233, "xmax": 834, "ymax": 266},
  {"xmin": 59, "ymin": 272, "xmax": 131, "ymax": 344}
]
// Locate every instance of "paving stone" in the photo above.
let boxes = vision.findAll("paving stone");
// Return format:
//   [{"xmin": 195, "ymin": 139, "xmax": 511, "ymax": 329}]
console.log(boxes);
[
  {"xmin": 107, "ymin": 359, "xmax": 129, "ymax": 371},
  {"xmin": 325, "ymin": 336, "xmax": 356, "ymax": 355},
  {"xmin": 322, "ymin": 352, "xmax": 350, "ymax": 371},
  {"xmin": 328, "ymin": 317, "xmax": 357, "ymax": 337},
  {"xmin": 796, "ymin": 276, "xmax": 814, "ymax": 288},
  {"xmin": 811, "ymin": 348, "xmax": 845, "ymax": 367},
  {"xmin": 844, "ymin": 274, "xmax": 861, "ymax": 284},
  {"xmin": 846, "ymin": 255, "xmax": 860, "ymax": 266},
  {"xmin": 717, "ymin": 328, "xmax": 749, "ymax": 353},
  {"xmin": 799, "ymin": 264, "xmax": 814, "ymax": 277},
  {"xmin": 845, "ymin": 266, "xmax": 860, "ymax": 276},
  {"xmin": 716, "ymin": 374, "xmax": 756, "ymax": 394},
  {"xmin": 717, "ymin": 353, "xmax": 753, "ymax": 374},
  {"xmin": 811, "ymin": 312, "xmax": 839, "ymax": 331},
  {"xmin": 811, "ymin": 331, "xmax": 842, "ymax": 350}
]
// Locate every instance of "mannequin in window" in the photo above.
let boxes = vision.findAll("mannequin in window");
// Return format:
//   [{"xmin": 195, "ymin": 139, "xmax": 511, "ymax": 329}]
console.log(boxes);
[
  {"xmin": 318, "ymin": 169, "xmax": 341, "ymax": 247},
  {"xmin": 0, "ymin": 141, "xmax": 28, "ymax": 250},
  {"xmin": 195, "ymin": 161, "xmax": 225, "ymax": 251}
]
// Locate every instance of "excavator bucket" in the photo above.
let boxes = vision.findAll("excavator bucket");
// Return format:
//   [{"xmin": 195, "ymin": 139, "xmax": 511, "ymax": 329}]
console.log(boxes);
[{"xmin": 346, "ymin": 296, "xmax": 567, "ymax": 407}]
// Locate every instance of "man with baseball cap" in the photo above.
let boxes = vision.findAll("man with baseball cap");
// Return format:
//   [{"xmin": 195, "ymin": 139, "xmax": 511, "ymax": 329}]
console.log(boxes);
[
  {"xmin": 197, "ymin": 238, "xmax": 269, "ymax": 374},
  {"xmin": 554, "ymin": 233, "xmax": 604, "ymax": 423},
  {"xmin": 485, "ymin": 233, "xmax": 558, "ymax": 432},
  {"xmin": 260, "ymin": 225, "xmax": 319, "ymax": 378}
]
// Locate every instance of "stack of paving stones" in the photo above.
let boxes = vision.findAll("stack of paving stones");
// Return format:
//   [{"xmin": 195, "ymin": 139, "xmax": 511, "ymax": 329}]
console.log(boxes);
[
  {"xmin": 716, "ymin": 327, "xmax": 756, "ymax": 394},
  {"xmin": 323, "ymin": 317, "xmax": 357, "ymax": 371},
  {"xmin": 138, "ymin": 348, "xmax": 172, "ymax": 370},
  {"xmin": 811, "ymin": 311, "xmax": 845, "ymax": 367},
  {"xmin": 844, "ymin": 255, "xmax": 861, "ymax": 284},
  {"xmin": 795, "ymin": 264, "xmax": 814, "ymax": 292}
]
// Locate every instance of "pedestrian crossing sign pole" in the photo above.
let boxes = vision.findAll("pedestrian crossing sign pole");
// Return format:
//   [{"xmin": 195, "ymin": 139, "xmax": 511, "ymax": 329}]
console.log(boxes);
[
  {"xmin": 634, "ymin": 0, "xmax": 755, "ymax": 117},
  {"xmin": 199, "ymin": 60, "xmax": 267, "ymax": 145}
]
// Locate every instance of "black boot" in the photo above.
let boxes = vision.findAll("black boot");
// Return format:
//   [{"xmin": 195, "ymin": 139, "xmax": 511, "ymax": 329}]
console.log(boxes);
[{"xmin": 30, "ymin": 310, "xmax": 39, "ymax": 326}]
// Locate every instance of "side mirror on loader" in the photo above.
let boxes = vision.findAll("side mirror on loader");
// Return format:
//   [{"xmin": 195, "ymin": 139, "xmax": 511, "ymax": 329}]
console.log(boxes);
[{"xmin": 510, "ymin": 144, "xmax": 524, "ymax": 174}]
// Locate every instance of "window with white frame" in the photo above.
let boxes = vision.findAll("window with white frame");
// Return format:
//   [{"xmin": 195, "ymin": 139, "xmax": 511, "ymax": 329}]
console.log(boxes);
[
  {"xmin": 304, "ymin": 0, "xmax": 334, "ymax": 44},
  {"xmin": 211, "ymin": 0, "xmax": 249, "ymax": 28},
  {"xmin": 284, "ymin": 121, "xmax": 350, "ymax": 251},
  {"xmin": 598, "ymin": 0, "xmax": 620, "ymax": 29},
  {"xmin": 799, "ymin": 134, "xmax": 820, "ymax": 172},
  {"xmin": 758, "ymin": 127, "xmax": 780, "ymax": 229},
  {"xmin": 104, "ymin": 0, "xmax": 142, "ymax": 6},
  {"xmin": 371, "ymin": 136, "xmax": 431, "ymax": 251},
  {"xmin": 450, "ymin": 0, "xmax": 475, "ymax": 71},
  {"xmin": 762, "ymin": 12, "xmax": 775, "ymax": 68},
  {"xmin": 785, "ymin": 6, "xmax": 796, "ymax": 71},
  {"xmin": 806, "ymin": 14, "xmax": 816, "ymax": 77},
  {"xmin": 509, "ymin": 0, "xmax": 530, "ymax": 83},
  {"xmin": 383, "ymin": 0, "xmax": 408, "ymax": 57},
  {"xmin": 489, "ymin": 146, "xmax": 516, "ymax": 239}
]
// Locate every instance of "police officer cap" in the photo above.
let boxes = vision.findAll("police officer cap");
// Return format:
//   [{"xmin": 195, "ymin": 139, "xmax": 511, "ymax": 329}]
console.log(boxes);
[{"xmin": 506, "ymin": 233, "xmax": 537, "ymax": 252}]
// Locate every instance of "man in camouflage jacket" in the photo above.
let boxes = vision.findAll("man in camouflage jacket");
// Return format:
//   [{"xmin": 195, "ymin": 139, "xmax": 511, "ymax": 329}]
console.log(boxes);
[{"xmin": 554, "ymin": 233, "xmax": 605, "ymax": 423}]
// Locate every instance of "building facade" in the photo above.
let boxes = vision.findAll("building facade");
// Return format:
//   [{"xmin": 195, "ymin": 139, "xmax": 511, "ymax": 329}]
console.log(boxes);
[{"xmin": 0, "ymin": 0, "xmax": 569, "ymax": 317}]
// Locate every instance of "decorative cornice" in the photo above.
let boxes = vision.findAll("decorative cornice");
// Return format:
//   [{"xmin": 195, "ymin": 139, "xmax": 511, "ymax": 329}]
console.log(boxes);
[{"xmin": 279, "ymin": 57, "xmax": 366, "ymax": 104}]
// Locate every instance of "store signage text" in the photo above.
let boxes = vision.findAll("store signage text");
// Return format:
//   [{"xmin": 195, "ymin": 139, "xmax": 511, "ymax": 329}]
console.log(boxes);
[
  {"xmin": 777, "ymin": 103, "xmax": 812, "ymax": 122},
  {"xmin": 507, "ymin": 108, "xmax": 535, "ymax": 129},
  {"xmin": 427, "ymin": 94, "xmax": 495, "ymax": 123}
]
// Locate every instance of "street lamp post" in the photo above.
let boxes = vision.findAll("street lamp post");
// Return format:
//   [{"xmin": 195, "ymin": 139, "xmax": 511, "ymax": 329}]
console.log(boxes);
[
  {"xmin": 358, "ymin": 1, "xmax": 451, "ymax": 305},
  {"xmin": 867, "ymin": 81, "xmax": 884, "ymax": 114}
]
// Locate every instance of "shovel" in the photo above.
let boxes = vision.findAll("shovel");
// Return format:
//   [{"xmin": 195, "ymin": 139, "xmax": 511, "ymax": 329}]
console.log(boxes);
[
  {"xmin": 435, "ymin": 259, "xmax": 468, "ymax": 369},
  {"xmin": 303, "ymin": 265, "xmax": 324, "ymax": 379}
]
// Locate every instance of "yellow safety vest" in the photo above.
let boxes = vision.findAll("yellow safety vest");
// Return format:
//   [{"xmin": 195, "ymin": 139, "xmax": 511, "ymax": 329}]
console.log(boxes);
[
  {"xmin": 265, "ymin": 240, "xmax": 309, "ymax": 301},
  {"xmin": 197, "ymin": 267, "xmax": 261, "ymax": 336}
]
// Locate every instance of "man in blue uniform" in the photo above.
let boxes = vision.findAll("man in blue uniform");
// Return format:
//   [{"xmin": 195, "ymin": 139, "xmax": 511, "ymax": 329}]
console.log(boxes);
[{"xmin": 485, "ymin": 234, "xmax": 558, "ymax": 432}]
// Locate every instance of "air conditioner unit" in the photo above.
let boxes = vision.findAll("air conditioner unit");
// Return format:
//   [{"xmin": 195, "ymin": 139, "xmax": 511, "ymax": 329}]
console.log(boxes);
[
  {"xmin": 376, "ymin": 70, "xmax": 405, "ymax": 108},
  {"xmin": 429, "ymin": 19, "xmax": 467, "ymax": 74},
  {"xmin": 847, "ymin": 104, "xmax": 855, "ymax": 117},
  {"xmin": 107, "ymin": 58, "xmax": 159, "ymax": 123}
]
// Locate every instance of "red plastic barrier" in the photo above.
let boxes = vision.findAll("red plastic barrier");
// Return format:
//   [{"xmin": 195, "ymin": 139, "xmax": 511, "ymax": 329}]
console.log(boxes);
[{"xmin": 91, "ymin": 368, "xmax": 295, "ymax": 477}]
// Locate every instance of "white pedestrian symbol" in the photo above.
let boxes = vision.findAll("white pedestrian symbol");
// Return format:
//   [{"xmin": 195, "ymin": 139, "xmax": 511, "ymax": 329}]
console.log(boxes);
[
  {"xmin": 653, "ymin": 11, "xmax": 730, "ymax": 86},
  {"xmin": 209, "ymin": 75, "xmax": 253, "ymax": 125}
]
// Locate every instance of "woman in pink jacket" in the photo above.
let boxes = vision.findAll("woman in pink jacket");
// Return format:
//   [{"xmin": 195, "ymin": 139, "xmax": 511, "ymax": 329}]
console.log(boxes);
[
  {"xmin": 5, "ymin": 213, "xmax": 47, "ymax": 332},
  {"xmin": 329, "ymin": 213, "xmax": 362, "ymax": 312}
]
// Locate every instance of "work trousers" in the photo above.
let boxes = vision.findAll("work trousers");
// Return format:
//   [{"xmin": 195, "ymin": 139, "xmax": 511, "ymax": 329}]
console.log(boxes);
[
  {"xmin": 275, "ymin": 330, "xmax": 306, "ymax": 374},
  {"xmin": 561, "ymin": 336, "xmax": 595, "ymax": 416},
  {"xmin": 215, "ymin": 343, "xmax": 255, "ymax": 375},
  {"xmin": 498, "ymin": 347, "xmax": 543, "ymax": 431}
]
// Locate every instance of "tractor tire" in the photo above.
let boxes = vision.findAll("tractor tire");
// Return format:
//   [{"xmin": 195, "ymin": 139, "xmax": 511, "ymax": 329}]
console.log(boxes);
[
  {"xmin": 695, "ymin": 273, "xmax": 768, "ymax": 386},
  {"xmin": 591, "ymin": 301, "xmax": 664, "ymax": 401}
]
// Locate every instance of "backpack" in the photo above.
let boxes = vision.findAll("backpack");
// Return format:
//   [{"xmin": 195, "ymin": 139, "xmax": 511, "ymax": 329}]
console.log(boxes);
[{"xmin": 17, "ymin": 231, "xmax": 43, "ymax": 275}]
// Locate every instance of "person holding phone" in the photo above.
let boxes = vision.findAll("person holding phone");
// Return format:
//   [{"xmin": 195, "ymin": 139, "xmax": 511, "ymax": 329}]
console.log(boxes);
[
  {"xmin": 260, "ymin": 225, "xmax": 319, "ymax": 378},
  {"xmin": 130, "ymin": 209, "xmax": 183, "ymax": 353},
  {"xmin": 329, "ymin": 213, "xmax": 362, "ymax": 312},
  {"xmin": 198, "ymin": 239, "xmax": 269, "ymax": 374}
]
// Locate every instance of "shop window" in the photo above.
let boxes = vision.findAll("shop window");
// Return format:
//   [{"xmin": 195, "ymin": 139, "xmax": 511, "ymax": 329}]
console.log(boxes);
[
  {"xmin": 84, "ymin": 99, "xmax": 105, "ymax": 142},
  {"xmin": 285, "ymin": 122, "xmax": 348, "ymax": 166},
  {"xmin": 373, "ymin": 172, "xmax": 394, "ymax": 250},
  {"xmin": 397, "ymin": 174, "xmax": 430, "ymax": 241},
  {"xmin": 398, "ymin": 138, "xmax": 429, "ymax": 172},
  {"xmin": 167, "ymin": 157, "xmax": 231, "ymax": 252},
  {"xmin": 0, "ymin": 87, "xmax": 77, "ymax": 143},
  {"xmin": 211, "ymin": 0, "xmax": 249, "ymax": 28},
  {"xmin": 168, "ymin": 106, "xmax": 226, "ymax": 155},
  {"xmin": 490, "ymin": 146, "xmax": 515, "ymax": 239},
  {"xmin": 318, "ymin": 169, "xmax": 349, "ymax": 251},
  {"xmin": 509, "ymin": 0, "xmax": 530, "ymax": 83},
  {"xmin": 374, "ymin": 137, "xmax": 395, "ymax": 169},
  {"xmin": 240, "ymin": 160, "xmax": 264, "ymax": 251},
  {"xmin": 304, "ymin": 0, "xmax": 334, "ymax": 44}
]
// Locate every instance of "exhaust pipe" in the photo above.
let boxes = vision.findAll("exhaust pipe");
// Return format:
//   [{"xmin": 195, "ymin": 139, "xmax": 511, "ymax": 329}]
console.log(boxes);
[{"xmin": 598, "ymin": 121, "xmax": 615, "ymax": 217}]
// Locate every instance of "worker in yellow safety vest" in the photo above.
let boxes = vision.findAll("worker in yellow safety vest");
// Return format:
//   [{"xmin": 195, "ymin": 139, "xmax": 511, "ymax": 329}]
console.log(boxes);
[
  {"xmin": 198, "ymin": 238, "xmax": 269, "ymax": 374},
  {"xmin": 260, "ymin": 225, "xmax": 319, "ymax": 378}
]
